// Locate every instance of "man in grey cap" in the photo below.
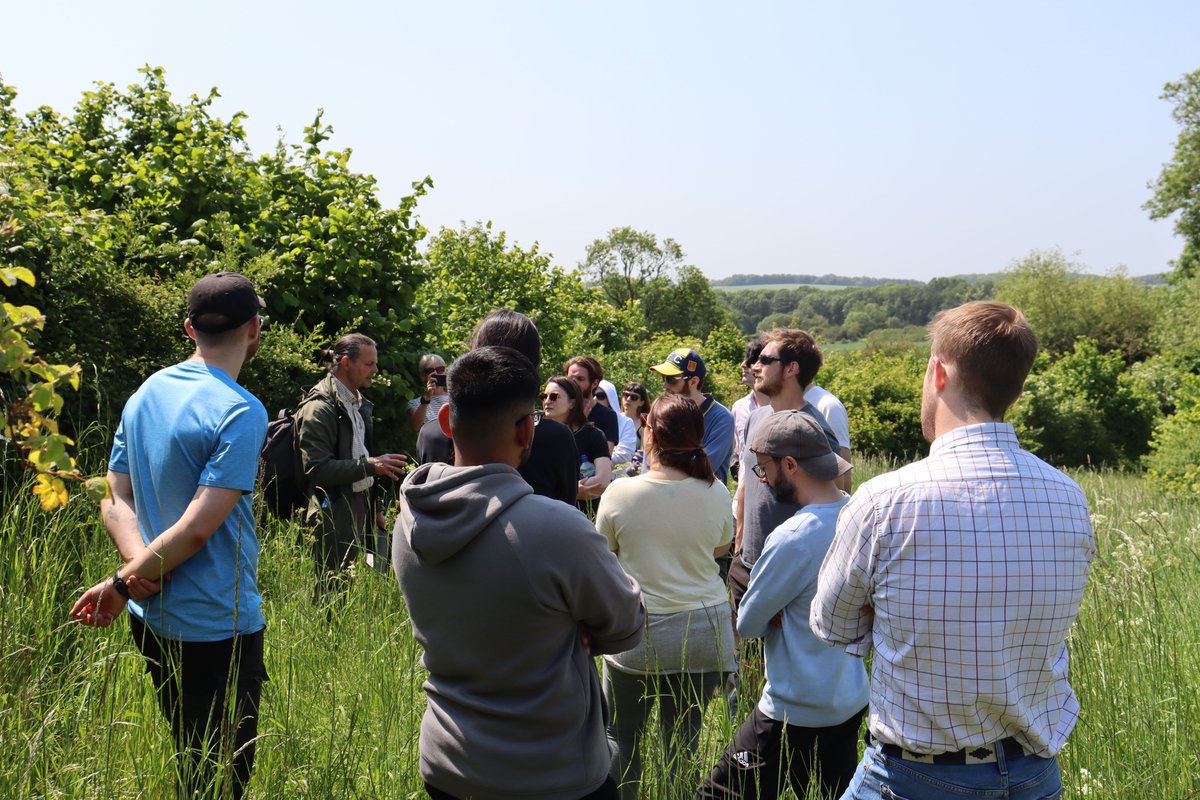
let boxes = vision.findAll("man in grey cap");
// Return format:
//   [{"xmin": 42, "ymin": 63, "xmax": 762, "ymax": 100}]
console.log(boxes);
[{"xmin": 697, "ymin": 409, "xmax": 867, "ymax": 800}]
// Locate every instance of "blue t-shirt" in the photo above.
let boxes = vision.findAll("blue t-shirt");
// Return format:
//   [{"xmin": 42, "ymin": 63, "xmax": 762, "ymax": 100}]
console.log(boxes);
[
  {"xmin": 109, "ymin": 360, "xmax": 268, "ymax": 641},
  {"xmin": 738, "ymin": 496, "xmax": 868, "ymax": 727},
  {"xmin": 700, "ymin": 395, "xmax": 734, "ymax": 486}
]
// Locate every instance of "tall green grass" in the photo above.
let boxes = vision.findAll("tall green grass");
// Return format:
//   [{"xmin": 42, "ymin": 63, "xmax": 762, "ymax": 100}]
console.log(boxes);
[{"xmin": 1, "ymin": 454, "xmax": 1196, "ymax": 798}]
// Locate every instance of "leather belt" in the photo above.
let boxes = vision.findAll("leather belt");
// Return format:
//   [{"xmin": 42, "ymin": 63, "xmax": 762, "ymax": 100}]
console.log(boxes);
[{"xmin": 878, "ymin": 737, "xmax": 1027, "ymax": 765}]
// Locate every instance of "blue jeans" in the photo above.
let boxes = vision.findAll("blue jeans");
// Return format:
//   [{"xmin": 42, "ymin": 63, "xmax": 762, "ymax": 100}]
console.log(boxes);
[{"xmin": 842, "ymin": 742, "xmax": 1062, "ymax": 800}]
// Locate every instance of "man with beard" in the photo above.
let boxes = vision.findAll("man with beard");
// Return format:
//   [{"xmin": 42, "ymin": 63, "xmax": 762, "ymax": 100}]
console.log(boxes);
[
  {"xmin": 393, "ymin": 346, "xmax": 645, "ymax": 800},
  {"xmin": 811, "ymin": 302, "xmax": 1095, "ymax": 800},
  {"xmin": 731, "ymin": 329, "xmax": 840, "ymax": 616},
  {"xmin": 565, "ymin": 355, "xmax": 620, "ymax": 454},
  {"xmin": 697, "ymin": 409, "xmax": 867, "ymax": 800},
  {"xmin": 71, "ymin": 271, "xmax": 269, "ymax": 799}
]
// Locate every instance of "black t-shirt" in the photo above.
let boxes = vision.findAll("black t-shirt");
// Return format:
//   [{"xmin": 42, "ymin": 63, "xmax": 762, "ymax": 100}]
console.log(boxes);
[
  {"xmin": 574, "ymin": 424, "xmax": 610, "ymax": 514},
  {"xmin": 522, "ymin": 417, "xmax": 579, "ymax": 505},
  {"xmin": 588, "ymin": 402, "xmax": 620, "ymax": 447},
  {"xmin": 573, "ymin": 424, "xmax": 610, "ymax": 469},
  {"xmin": 416, "ymin": 416, "xmax": 580, "ymax": 507},
  {"xmin": 417, "ymin": 418, "xmax": 455, "ymax": 466}
]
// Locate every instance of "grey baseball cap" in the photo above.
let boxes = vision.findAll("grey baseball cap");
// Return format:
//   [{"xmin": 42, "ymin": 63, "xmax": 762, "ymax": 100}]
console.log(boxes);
[{"xmin": 750, "ymin": 409, "xmax": 851, "ymax": 481}]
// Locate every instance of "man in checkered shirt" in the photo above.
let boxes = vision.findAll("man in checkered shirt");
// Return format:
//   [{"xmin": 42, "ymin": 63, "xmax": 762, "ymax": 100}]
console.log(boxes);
[{"xmin": 811, "ymin": 301, "xmax": 1095, "ymax": 800}]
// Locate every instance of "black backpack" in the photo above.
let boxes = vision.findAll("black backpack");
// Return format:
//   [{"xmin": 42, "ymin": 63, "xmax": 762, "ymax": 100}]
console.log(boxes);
[{"xmin": 259, "ymin": 389, "xmax": 331, "ymax": 519}]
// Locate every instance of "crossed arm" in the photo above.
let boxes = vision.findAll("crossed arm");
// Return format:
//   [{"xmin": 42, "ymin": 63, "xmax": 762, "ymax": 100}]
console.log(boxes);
[{"xmin": 70, "ymin": 470, "xmax": 242, "ymax": 627}]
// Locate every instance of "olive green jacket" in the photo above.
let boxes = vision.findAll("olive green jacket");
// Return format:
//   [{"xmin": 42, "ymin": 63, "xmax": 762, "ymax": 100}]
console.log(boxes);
[{"xmin": 294, "ymin": 374, "xmax": 377, "ymax": 534}]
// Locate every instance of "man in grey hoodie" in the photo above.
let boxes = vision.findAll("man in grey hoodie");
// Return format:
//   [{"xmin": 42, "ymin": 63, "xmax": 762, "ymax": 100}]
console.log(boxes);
[{"xmin": 394, "ymin": 346, "xmax": 646, "ymax": 800}]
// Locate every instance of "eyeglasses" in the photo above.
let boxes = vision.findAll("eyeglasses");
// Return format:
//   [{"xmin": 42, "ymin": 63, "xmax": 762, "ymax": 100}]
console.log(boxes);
[
  {"xmin": 540, "ymin": 391, "xmax": 561, "ymax": 403},
  {"xmin": 522, "ymin": 410, "xmax": 545, "ymax": 427},
  {"xmin": 750, "ymin": 454, "xmax": 774, "ymax": 480},
  {"xmin": 621, "ymin": 392, "xmax": 642, "ymax": 401},
  {"xmin": 755, "ymin": 354, "xmax": 789, "ymax": 366},
  {"xmin": 662, "ymin": 375, "xmax": 688, "ymax": 384},
  {"xmin": 423, "ymin": 366, "xmax": 447, "ymax": 375}
]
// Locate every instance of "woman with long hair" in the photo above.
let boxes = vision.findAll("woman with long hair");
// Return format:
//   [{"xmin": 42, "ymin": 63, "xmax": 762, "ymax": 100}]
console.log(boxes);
[
  {"xmin": 619, "ymin": 382, "xmax": 651, "ymax": 450},
  {"xmin": 542, "ymin": 376, "xmax": 611, "ymax": 505},
  {"xmin": 594, "ymin": 394, "xmax": 735, "ymax": 799}
]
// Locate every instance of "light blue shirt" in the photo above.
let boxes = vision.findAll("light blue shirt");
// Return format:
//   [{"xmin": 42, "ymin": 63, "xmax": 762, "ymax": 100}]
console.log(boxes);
[
  {"xmin": 109, "ymin": 360, "xmax": 267, "ymax": 641},
  {"xmin": 738, "ymin": 496, "xmax": 868, "ymax": 727}
]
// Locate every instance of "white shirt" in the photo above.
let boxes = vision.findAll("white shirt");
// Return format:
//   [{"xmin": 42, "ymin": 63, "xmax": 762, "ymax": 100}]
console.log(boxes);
[
  {"xmin": 804, "ymin": 384, "xmax": 850, "ymax": 450},
  {"xmin": 811, "ymin": 423, "xmax": 1095, "ymax": 757}
]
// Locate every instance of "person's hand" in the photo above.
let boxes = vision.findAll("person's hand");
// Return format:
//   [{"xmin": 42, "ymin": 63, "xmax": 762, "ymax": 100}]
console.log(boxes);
[
  {"xmin": 69, "ymin": 579, "xmax": 129, "ymax": 628},
  {"xmin": 124, "ymin": 574, "xmax": 163, "ymax": 602},
  {"xmin": 770, "ymin": 610, "xmax": 784, "ymax": 630},
  {"xmin": 372, "ymin": 453, "xmax": 409, "ymax": 481},
  {"xmin": 425, "ymin": 374, "xmax": 439, "ymax": 397},
  {"xmin": 375, "ymin": 511, "xmax": 388, "ymax": 530}
]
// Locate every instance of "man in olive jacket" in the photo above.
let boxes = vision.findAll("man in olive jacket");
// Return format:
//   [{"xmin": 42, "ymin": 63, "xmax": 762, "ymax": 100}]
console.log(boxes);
[{"xmin": 295, "ymin": 333, "xmax": 408, "ymax": 600}]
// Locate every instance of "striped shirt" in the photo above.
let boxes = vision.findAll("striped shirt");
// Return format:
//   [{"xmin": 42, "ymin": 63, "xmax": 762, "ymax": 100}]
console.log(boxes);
[{"xmin": 810, "ymin": 422, "xmax": 1094, "ymax": 757}]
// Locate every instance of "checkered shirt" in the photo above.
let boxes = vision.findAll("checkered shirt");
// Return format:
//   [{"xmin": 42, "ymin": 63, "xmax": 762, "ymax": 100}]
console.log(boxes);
[{"xmin": 810, "ymin": 423, "xmax": 1095, "ymax": 758}]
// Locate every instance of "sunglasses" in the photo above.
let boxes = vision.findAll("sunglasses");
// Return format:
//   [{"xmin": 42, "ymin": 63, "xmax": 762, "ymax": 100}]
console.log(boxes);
[
  {"xmin": 621, "ymin": 392, "xmax": 642, "ymax": 401},
  {"xmin": 540, "ymin": 391, "xmax": 562, "ymax": 403},
  {"xmin": 423, "ymin": 365, "xmax": 447, "ymax": 374},
  {"xmin": 755, "ymin": 354, "xmax": 788, "ymax": 366},
  {"xmin": 524, "ymin": 410, "xmax": 545, "ymax": 427},
  {"xmin": 662, "ymin": 374, "xmax": 688, "ymax": 384}
]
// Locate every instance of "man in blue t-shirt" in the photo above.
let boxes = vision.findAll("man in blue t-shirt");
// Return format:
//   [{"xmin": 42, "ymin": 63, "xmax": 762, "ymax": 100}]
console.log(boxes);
[
  {"xmin": 698, "ymin": 409, "xmax": 867, "ymax": 800},
  {"xmin": 71, "ymin": 272, "xmax": 269, "ymax": 799}
]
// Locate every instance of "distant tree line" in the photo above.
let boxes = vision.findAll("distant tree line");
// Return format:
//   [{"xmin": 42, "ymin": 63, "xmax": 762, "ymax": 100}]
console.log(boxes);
[{"xmin": 712, "ymin": 272, "xmax": 921, "ymax": 287}]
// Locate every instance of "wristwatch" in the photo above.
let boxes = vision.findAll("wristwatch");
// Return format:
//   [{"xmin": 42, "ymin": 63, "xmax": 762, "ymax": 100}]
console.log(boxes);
[
  {"xmin": 111, "ymin": 571, "xmax": 131, "ymax": 599},
  {"xmin": 419, "ymin": 397, "xmax": 430, "ymax": 405}
]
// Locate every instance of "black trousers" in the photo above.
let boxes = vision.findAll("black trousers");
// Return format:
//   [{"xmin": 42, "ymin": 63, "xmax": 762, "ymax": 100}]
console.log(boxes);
[
  {"xmin": 426, "ymin": 776, "xmax": 619, "ymax": 800},
  {"xmin": 696, "ymin": 705, "xmax": 866, "ymax": 800},
  {"xmin": 130, "ymin": 616, "xmax": 268, "ymax": 799}
]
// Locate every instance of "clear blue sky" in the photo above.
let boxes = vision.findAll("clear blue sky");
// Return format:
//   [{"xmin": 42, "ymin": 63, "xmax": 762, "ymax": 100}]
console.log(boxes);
[{"xmin": 5, "ymin": 1, "xmax": 1199, "ymax": 281}]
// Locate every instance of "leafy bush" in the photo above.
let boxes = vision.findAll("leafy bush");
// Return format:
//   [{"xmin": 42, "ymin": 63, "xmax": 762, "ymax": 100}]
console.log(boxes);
[
  {"xmin": 996, "ymin": 249, "xmax": 1163, "ymax": 363},
  {"xmin": 1, "ymin": 69, "xmax": 431, "ymax": 449},
  {"xmin": 1009, "ymin": 339, "xmax": 1159, "ymax": 468},
  {"xmin": 820, "ymin": 348, "xmax": 927, "ymax": 461},
  {"xmin": 1144, "ymin": 373, "xmax": 1200, "ymax": 496}
]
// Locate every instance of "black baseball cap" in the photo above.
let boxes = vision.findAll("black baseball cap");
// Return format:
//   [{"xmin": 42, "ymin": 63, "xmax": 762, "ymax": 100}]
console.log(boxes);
[{"xmin": 187, "ymin": 272, "xmax": 265, "ymax": 334}]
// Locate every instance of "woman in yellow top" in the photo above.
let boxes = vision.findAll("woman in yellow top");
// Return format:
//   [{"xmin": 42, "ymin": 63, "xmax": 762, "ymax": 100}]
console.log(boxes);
[{"xmin": 594, "ymin": 394, "xmax": 735, "ymax": 800}]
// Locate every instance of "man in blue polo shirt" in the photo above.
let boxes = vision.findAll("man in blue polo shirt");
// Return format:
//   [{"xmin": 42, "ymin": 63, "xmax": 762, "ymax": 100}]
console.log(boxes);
[
  {"xmin": 650, "ymin": 347, "xmax": 735, "ymax": 485},
  {"xmin": 71, "ymin": 272, "xmax": 269, "ymax": 799}
]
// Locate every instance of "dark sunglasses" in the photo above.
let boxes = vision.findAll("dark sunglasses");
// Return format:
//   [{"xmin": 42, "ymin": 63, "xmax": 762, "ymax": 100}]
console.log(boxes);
[
  {"xmin": 621, "ymin": 392, "xmax": 642, "ymax": 401},
  {"xmin": 663, "ymin": 374, "xmax": 688, "ymax": 384},
  {"xmin": 423, "ymin": 365, "xmax": 447, "ymax": 374},
  {"xmin": 523, "ymin": 410, "xmax": 545, "ymax": 427},
  {"xmin": 540, "ymin": 391, "xmax": 562, "ymax": 402},
  {"xmin": 755, "ymin": 354, "xmax": 788, "ymax": 366}
]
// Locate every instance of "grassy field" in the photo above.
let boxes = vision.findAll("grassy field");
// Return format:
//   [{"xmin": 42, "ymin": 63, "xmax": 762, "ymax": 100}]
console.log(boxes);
[{"xmin": 2, "ymin": 452, "xmax": 1197, "ymax": 798}]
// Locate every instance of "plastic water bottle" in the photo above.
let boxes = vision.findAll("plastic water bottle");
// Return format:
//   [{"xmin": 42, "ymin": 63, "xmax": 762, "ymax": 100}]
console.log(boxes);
[{"xmin": 580, "ymin": 454, "xmax": 596, "ymax": 479}]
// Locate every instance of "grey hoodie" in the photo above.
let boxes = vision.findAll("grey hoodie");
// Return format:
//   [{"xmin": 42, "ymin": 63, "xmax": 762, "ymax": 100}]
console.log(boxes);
[{"xmin": 393, "ymin": 462, "xmax": 645, "ymax": 799}]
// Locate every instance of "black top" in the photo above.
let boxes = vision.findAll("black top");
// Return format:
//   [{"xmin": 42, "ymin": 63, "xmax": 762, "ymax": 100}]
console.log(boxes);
[
  {"xmin": 417, "ymin": 417, "xmax": 455, "ymax": 466},
  {"xmin": 522, "ymin": 418, "xmax": 580, "ymax": 506},
  {"xmin": 573, "ymin": 424, "xmax": 610, "ymax": 468},
  {"xmin": 417, "ymin": 416, "xmax": 580, "ymax": 507},
  {"xmin": 588, "ymin": 402, "xmax": 620, "ymax": 447},
  {"xmin": 573, "ymin": 424, "xmax": 610, "ymax": 515}
]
